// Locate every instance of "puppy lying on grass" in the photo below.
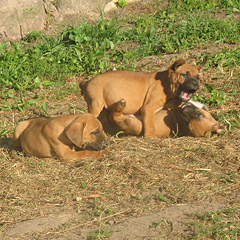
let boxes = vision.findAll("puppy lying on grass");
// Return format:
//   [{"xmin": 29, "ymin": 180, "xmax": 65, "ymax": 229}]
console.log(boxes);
[
  {"xmin": 107, "ymin": 98, "xmax": 224, "ymax": 138},
  {"xmin": 14, "ymin": 113, "xmax": 109, "ymax": 161}
]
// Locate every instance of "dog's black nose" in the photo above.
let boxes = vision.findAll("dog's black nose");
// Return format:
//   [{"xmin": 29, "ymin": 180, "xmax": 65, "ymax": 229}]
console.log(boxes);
[{"xmin": 183, "ymin": 77, "xmax": 199, "ymax": 91}]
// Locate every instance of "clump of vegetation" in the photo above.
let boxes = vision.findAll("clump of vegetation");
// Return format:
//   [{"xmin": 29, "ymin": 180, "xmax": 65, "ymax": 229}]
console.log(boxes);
[
  {"xmin": 186, "ymin": 208, "xmax": 240, "ymax": 239},
  {"xmin": 116, "ymin": 0, "xmax": 128, "ymax": 8}
]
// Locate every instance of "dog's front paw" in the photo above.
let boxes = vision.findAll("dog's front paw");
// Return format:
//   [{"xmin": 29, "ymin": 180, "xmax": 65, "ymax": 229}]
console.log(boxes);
[{"xmin": 99, "ymin": 149, "xmax": 110, "ymax": 157}]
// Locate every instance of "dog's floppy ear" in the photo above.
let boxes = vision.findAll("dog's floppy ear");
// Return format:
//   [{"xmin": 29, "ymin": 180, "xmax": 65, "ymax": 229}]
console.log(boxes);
[
  {"xmin": 196, "ymin": 56, "xmax": 208, "ymax": 72},
  {"xmin": 169, "ymin": 59, "xmax": 186, "ymax": 71},
  {"xmin": 65, "ymin": 117, "xmax": 85, "ymax": 148}
]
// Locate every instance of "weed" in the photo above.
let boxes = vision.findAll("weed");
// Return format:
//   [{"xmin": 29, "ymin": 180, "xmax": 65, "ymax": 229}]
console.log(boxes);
[
  {"xmin": 208, "ymin": 47, "xmax": 240, "ymax": 70},
  {"xmin": 116, "ymin": 0, "xmax": 128, "ymax": 8},
  {"xmin": 193, "ymin": 84, "xmax": 227, "ymax": 106},
  {"xmin": 0, "ymin": 3, "xmax": 239, "ymax": 111},
  {"xmin": 167, "ymin": 0, "xmax": 240, "ymax": 12},
  {"xmin": 1, "ymin": 5, "xmax": 239, "ymax": 94},
  {"xmin": 215, "ymin": 110, "xmax": 240, "ymax": 129},
  {"xmin": 154, "ymin": 193, "xmax": 169, "ymax": 203},
  {"xmin": 0, "ymin": 123, "xmax": 10, "ymax": 137},
  {"xmin": 186, "ymin": 208, "xmax": 240, "ymax": 239},
  {"xmin": 115, "ymin": 131, "xmax": 124, "ymax": 138},
  {"xmin": 23, "ymin": 31, "xmax": 46, "ymax": 42},
  {"xmin": 41, "ymin": 99, "xmax": 48, "ymax": 115},
  {"xmin": 88, "ymin": 225, "xmax": 113, "ymax": 239}
]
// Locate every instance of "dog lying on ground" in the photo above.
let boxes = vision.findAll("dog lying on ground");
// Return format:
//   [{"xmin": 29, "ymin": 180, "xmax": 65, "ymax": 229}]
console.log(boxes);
[
  {"xmin": 14, "ymin": 113, "xmax": 109, "ymax": 161},
  {"xmin": 80, "ymin": 57, "xmax": 207, "ymax": 137},
  {"xmin": 106, "ymin": 98, "xmax": 224, "ymax": 138}
]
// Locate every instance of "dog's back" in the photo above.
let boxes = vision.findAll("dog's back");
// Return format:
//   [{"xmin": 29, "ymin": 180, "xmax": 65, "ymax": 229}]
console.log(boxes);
[{"xmin": 80, "ymin": 70, "xmax": 157, "ymax": 115}]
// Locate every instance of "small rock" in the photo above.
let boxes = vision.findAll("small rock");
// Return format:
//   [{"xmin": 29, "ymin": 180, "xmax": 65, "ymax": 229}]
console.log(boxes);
[{"xmin": 104, "ymin": 1, "xmax": 118, "ymax": 13}]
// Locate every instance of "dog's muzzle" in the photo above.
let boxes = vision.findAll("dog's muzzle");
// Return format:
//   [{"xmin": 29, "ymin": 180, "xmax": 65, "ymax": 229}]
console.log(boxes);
[
  {"xmin": 178, "ymin": 75, "xmax": 199, "ymax": 102},
  {"xmin": 88, "ymin": 135, "xmax": 108, "ymax": 151},
  {"xmin": 180, "ymin": 103, "xmax": 198, "ymax": 123}
]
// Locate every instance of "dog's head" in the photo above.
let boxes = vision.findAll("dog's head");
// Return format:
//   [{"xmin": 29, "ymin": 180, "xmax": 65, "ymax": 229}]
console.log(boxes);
[
  {"xmin": 169, "ymin": 57, "xmax": 208, "ymax": 102},
  {"xmin": 180, "ymin": 101, "xmax": 224, "ymax": 137},
  {"xmin": 65, "ymin": 114, "xmax": 107, "ymax": 151}
]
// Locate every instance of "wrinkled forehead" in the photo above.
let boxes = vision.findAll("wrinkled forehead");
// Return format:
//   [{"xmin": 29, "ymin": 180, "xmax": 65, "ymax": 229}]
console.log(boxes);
[
  {"xmin": 176, "ymin": 64, "xmax": 202, "ymax": 76},
  {"xmin": 89, "ymin": 121, "xmax": 102, "ymax": 130},
  {"xmin": 84, "ymin": 115, "xmax": 102, "ymax": 128},
  {"xmin": 197, "ymin": 108, "xmax": 213, "ymax": 119},
  {"xmin": 189, "ymin": 107, "xmax": 215, "ymax": 122}
]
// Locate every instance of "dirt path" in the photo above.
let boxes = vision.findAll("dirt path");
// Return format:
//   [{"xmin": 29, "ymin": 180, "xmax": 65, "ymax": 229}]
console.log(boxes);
[{"xmin": 4, "ymin": 201, "xmax": 226, "ymax": 239}]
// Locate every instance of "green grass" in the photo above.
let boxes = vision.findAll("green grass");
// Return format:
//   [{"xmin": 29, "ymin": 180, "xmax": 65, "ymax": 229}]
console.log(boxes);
[
  {"xmin": 167, "ymin": 0, "xmax": 240, "ymax": 12},
  {"xmin": 116, "ymin": 0, "xmax": 128, "ymax": 8},
  {"xmin": 186, "ymin": 208, "xmax": 240, "ymax": 239},
  {"xmin": 215, "ymin": 110, "xmax": 240, "ymax": 129},
  {"xmin": 193, "ymin": 84, "xmax": 228, "ymax": 106},
  {"xmin": 0, "ymin": 0, "xmax": 239, "ymax": 112}
]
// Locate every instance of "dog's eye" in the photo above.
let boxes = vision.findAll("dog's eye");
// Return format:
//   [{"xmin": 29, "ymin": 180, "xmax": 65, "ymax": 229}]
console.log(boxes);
[
  {"xmin": 181, "ymin": 72, "xmax": 188, "ymax": 77},
  {"xmin": 197, "ymin": 113, "xmax": 204, "ymax": 119},
  {"xmin": 91, "ymin": 129, "xmax": 100, "ymax": 136}
]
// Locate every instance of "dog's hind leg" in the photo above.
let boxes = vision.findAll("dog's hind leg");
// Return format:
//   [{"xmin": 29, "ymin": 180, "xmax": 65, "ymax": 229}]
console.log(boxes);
[
  {"xmin": 141, "ymin": 104, "xmax": 156, "ymax": 137},
  {"xmin": 87, "ymin": 99, "xmax": 105, "ymax": 117},
  {"xmin": 109, "ymin": 99, "xmax": 143, "ymax": 136}
]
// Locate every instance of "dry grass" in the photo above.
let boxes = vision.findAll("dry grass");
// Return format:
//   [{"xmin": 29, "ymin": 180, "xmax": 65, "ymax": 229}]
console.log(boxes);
[
  {"xmin": 0, "ymin": 0, "xmax": 240, "ymax": 238},
  {"xmin": 0, "ymin": 127, "xmax": 239, "ymax": 232},
  {"xmin": 0, "ymin": 52, "xmax": 239, "ymax": 238}
]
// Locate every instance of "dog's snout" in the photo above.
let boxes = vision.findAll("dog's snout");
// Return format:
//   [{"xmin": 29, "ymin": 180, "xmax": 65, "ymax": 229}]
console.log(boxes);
[
  {"xmin": 191, "ymin": 79, "xmax": 199, "ymax": 89},
  {"xmin": 183, "ymin": 77, "xmax": 199, "ymax": 91},
  {"xmin": 97, "ymin": 134, "xmax": 108, "ymax": 150}
]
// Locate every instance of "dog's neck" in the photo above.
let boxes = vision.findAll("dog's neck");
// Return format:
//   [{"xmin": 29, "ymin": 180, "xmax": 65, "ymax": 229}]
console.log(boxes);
[{"xmin": 155, "ymin": 70, "xmax": 177, "ymax": 100}]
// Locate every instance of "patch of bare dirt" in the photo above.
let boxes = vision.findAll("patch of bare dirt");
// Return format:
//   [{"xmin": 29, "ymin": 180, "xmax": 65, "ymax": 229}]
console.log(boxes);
[{"xmin": 3, "ymin": 201, "xmax": 226, "ymax": 239}]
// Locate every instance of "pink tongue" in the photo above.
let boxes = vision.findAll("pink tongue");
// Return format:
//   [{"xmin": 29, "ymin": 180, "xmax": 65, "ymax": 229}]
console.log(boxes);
[{"xmin": 183, "ymin": 92, "xmax": 189, "ymax": 99}]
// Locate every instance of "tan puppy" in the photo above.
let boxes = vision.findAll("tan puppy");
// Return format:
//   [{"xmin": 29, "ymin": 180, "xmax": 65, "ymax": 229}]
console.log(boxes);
[
  {"xmin": 14, "ymin": 113, "xmax": 109, "ymax": 161},
  {"xmin": 107, "ymin": 98, "xmax": 224, "ymax": 138},
  {"xmin": 80, "ymin": 57, "xmax": 207, "ymax": 137}
]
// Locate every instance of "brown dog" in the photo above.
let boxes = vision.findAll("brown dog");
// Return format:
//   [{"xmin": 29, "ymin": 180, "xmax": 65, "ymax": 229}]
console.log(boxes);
[
  {"xmin": 107, "ymin": 98, "xmax": 224, "ymax": 138},
  {"xmin": 14, "ymin": 113, "xmax": 109, "ymax": 161},
  {"xmin": 80, "ymin": 57, "xmax": 207, "ymax": 137}
]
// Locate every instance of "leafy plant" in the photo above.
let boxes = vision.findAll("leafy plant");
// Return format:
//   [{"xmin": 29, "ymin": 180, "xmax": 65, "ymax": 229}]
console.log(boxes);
[
  {"xmin": 186, "ymin": 208, "xmax": 240, "ymax": 239},
  {"xmin": 207, "ymin": 89, "xmax": 227, "ymax": 106},
  {"xmin": 41, "ymin": 99, "xmax": 48, "ymax": 114},
  {"xmin": 0, "ymin": 123, "xmax": 10, "ymax": 137},
  {"xmin": 116, "ymin": 0, "xmax": 128, "ymax": 8},
  {"xmin": 88, "ymin": 225, "xmax": 113, "ymax": 239},
  {"xmin": 167, "ymin": 0, "xmax": 240, "ymax": 12},
  {"xmin": 193, "ymin": 84, "xmax": 227, "ymax": 106},
  {"xmin": 215, "ymin": 110, "xmax": 240, "ymax": 129},
  {"xmin": 0, "ymin": 1, "xmax": 239, "ymax": 112}
]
